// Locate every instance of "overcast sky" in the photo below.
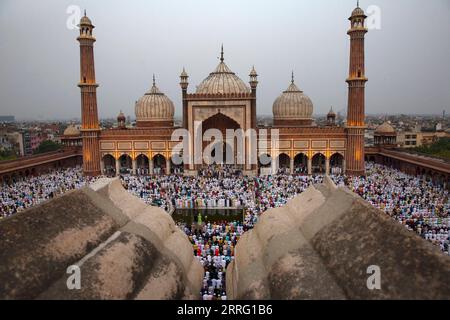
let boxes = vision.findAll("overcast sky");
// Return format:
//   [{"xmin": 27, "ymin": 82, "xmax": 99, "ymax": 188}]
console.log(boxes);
[{"xmin": 0, "ymin": 0, "xmax": 449, "ymax": 121}]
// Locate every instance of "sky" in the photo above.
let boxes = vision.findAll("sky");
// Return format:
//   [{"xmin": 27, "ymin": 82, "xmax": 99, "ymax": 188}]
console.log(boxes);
[{"xmin": 0, "ymin": 0, "xmax": 449, "ymax": 121}]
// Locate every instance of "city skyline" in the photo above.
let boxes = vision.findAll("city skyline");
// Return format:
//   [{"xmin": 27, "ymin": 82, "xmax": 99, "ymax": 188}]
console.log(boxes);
[{"xmin": 0, "ymin": 0, "xmax": 449, "ymax": 120}]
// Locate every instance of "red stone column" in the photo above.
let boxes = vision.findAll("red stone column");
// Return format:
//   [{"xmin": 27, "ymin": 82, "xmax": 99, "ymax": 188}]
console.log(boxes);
[
  {"xmin": 77, "ymin": 14, "xmax": 101, "ymax": 176},
  {"xmin": 345, "ymin": 6, "xmax": 368, "ymax": 176}
]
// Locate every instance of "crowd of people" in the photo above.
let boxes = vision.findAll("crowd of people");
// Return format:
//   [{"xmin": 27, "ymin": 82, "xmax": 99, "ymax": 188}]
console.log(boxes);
[
  {"xmin": 122, "ymin": 168, "xmax": 327, "ymax": 300},
  {"xmin": 0, "ymin": 162, "xmax": 448, "ymax": 299},
  {"xmin": 0, "ymin": 166, "xmax": 97, "ymax": 218},
  {"xmin": 341, "ymin": 162, "xmax": 450, "ymax": 254},
  {"xmin": 178, "ymin": 220, "xmax": 246, "ymax": 300},
  {"xmin": 121, "ymin": 167, "xmax": 323, "ymax": 227},
  {"xmin": 121, "ymin": 167, "xmax": 254, "ymax": 213},
  {"xmin": 108, "ymin": 162, "xmax": 450, "ymax": 299},
  {"xmin": 121, "ymin": 166, "xmax": 318, "ymax": 300}
]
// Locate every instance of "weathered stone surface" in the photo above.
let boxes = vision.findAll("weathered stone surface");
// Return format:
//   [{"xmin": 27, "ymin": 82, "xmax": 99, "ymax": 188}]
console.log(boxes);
[
  {"xmin": 0, "ymin": 178, "xmax": 203, "ymax": 300},
  {"xmin": 227, "ymin": 177, "xmax": 450, "ymax": 300},
  {"xmin": 0, "ymin": 187, "xmax": 121, "ymax": 299}
]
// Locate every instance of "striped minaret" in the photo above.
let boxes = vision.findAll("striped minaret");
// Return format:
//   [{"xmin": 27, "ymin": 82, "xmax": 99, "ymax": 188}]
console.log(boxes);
[
  {"xmin": 346, "ymin": 3, "xmax": 368, "ymax": 176},
  {"xmin": 77, "ymin": 11, "xmax": 101, "ymax": 176}
]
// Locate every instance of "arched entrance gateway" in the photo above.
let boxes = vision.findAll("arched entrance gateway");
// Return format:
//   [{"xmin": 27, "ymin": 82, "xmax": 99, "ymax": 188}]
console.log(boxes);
[
  {"xmin": 294, "ymin": 153, "xmax": 308, "ymax": 175},
  {"xmin": 258, "ymin": 153, "xmax": 272, "ymax": 175},
  {"xmin": 152, "ymin": 154, "xmax": 166, "ymax": 175},
  {"xmin": 277, "ymin": 153, "xmax": 290, "ymax": 174},
  {"xmin": 201, "ymin": 112, "xmax": 242, "ymax": 167},
  {"xmin": 312, "ymin": 153, "xmax": 326, "ymax": 174},
  {"xmin": 330, "ymin": 153, "xmax": 344, "ymax": 175},
  {"xmin": 207, "ymin": 141, "xmax": 234, "ymax": 165},
  {"xmin": 136, "ymin": 154, "xmax": 149, "ymax": 175},
  {"xmin": 102, "ymin": 154, "xmax": 115, "ymax": 176},
  {"xmin": 119, "ymin": 154, "xmax": 132, "ymax": 174},
  {"xmin": 171, "ymin": 154, "xmax": 184, "ymax": 174}
]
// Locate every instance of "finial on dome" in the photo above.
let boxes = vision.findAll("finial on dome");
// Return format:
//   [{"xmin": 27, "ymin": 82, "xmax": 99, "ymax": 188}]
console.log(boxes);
[
  {"xmin": 291, "ymin": 71, "xmax": 295, "ymax": 84},
  {"xmin": 180, "ymin": 67, "xmax": 188, "ymax": 76},
  {"xmin": 328, "ymin": 107, "xmax": 336, "ymax": 116},
  {"xmin": 220, "ymin": 44, "xmax": 224, "ymax": 62},
  {"xmin": 117, "ymin": 110, "xmax": 125, "ymax": 119},
  {"xmin": 84, "ymin": 9, "xmax": 86, "ymax": 16},
  {"xmin": 152, "ymin": 74, "xmax": 156, "ymax": 87}
]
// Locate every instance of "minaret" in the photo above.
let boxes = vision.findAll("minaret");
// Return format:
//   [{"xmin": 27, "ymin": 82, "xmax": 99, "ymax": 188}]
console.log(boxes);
[
  {"xmin": 327, "ymin": 107, "xmax": 336, "ymax": 126},
  {"xmin": 249, "ymin": 65, "xmax": 258, "ymax": 129},
  {"xmin": 249, "ymin": 66, "xmax": 258, "ymax": 172},
  {"xmin": 117, "ymin": 110, "xmax": 126, "ymax": 129},
  {"xmin": 179, "ymin": 67, "xmax": 189, "ymax": 129},
  {"xmin": 345, "ymin": 2, "xmax": 368, "ymax": 176},
  {"xmin": 77, "ymin": 11, "xmax": 101, "ymax": 176}
]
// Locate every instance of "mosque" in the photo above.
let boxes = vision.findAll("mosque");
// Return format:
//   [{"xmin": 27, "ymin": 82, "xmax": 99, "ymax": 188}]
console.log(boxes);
[{"xmin": 76, "ymin": 5, "xmax": 368, "ymax": 177}]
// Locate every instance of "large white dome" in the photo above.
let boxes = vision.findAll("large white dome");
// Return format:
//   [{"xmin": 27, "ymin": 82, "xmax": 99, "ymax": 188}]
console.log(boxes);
[
  {"xmin": 196, "ymin": 49, "xmax": 250, "ymax": 95},
  {"xmin": 273, "ymin": 79, "xmax": 313, "ymax": 121},
  {"xmin": 135, "ymin": 78, "xmax": 174, "ymax": 123}
]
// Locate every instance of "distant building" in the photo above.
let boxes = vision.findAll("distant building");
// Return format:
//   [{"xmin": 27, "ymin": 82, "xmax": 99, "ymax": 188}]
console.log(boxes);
[
  {"xmin": 0, "ymin": 132, "xmax": 12, "ymax": 150},
  {"xmin": 19, "ymin": 130, "xmax": 45, "ymax": 155},
  {"xmin": 61, "ymin": 125, "xmax": 82, "ymax": 148},
  {"xmin": 0, "ymin": 128, "xmax": 24, "ymax": 156},
  {"xmin": 0, "ymin": 116, "xmax": 15, "ymax": 123},
  {"xmin": 21, "ymin": 130, "xmax": 32, "ymax": 156},
  {"xmin": 397, "ymin": 129, "xmax": 447, "ymax": 148},
  {"xmin": 6, "ymin": 132, "xmax": 24, "ymax": 156},
  {"xmin": 30, "ymin": 131, "xmax": 45, "ymax": 152},
  {"xmin": 397, "ymin": 132, "xmax": 418, "ymax": 148},
  {"xmin": 374, "ymin": 122, "xmax": 397, "ymax": 147},
  {"xmin": 365, "ymin": 130, "xmax": 375, "ymax": 147}
]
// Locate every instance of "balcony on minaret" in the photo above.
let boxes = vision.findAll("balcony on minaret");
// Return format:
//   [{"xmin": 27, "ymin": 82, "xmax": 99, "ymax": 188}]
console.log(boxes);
[
  {"xmin": 249, "ymin": 66, "xmax": 258, "ymax": 90},
  {"xmin": 77, "ymin": 12, "xmax": 96, "ymax": 42},
  {"xmin": 348, "ymin": 5, "xmax": 368, "ymax": 34},
  {"xmin": 179, "ymin": 68, "xmax": 189, "ymax": 91},
  {"xmin": 77, "ymin": 12, "xmax": 98, "ymax": 88},
  {"xmin": 346, "ymin": 72, "xmax": 368, "ymax": 82}
]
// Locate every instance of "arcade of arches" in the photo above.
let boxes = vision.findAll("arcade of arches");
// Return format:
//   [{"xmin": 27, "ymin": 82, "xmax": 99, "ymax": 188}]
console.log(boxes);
[
  {"xmin": 100, "ymin": 153, "xmax": 184, "ymax": 176},
  {"xmin": 268, "ymin": 152, "xmax": 345, "ymax": 175},
  {"xmin": 100, "ymin": 151, "xmax": 346, "ymax": 177}
]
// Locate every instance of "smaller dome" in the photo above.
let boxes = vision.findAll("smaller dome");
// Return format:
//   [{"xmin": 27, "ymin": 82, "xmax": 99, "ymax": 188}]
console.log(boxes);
[
  {"xmin": 64, "ymin": 125, "xmax": 80, "ymax": 136},
  {"xmin": 135, "ymin": 76, "xmax": 174, "ymax": 124},
  {"xmin": 180, "ymin": 68, "xmax": 188, "ymax": 78},
  {"xmin": 273, "ymin": 74, "xmax": 313, "ymax": 121},
  {"xmin": 117, "ymin": 110, "xmax": 126, "ymax": 121},
  {"xmin": 79, "ymin": 11, "xmax": 93, "ymax": 26},
  {"xmin": 327, "ymin": 107, "xmax": 336, "ymax": 117},
  {"xmin": 249, "ymin": 66, "xmax": 258, "ymax": 77},
  {"xmin": 351, "ymin": 6, "xmax": 365, "ymax": 17},
  {"xmin": 80, "ymin": 16, "xmax": 92, "ymax": 25},
  {"xmin": 375, "ymin": 122, "xmax": 396, "ymax": 134},
  {"xmin": 195, "ymin": 47, "xmax": 251, "ymax": 95}
]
